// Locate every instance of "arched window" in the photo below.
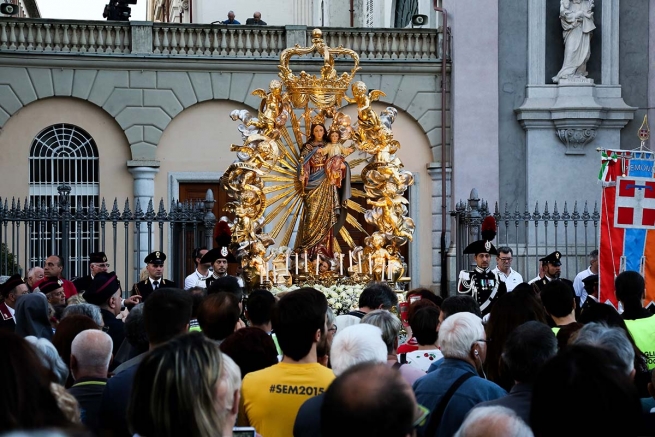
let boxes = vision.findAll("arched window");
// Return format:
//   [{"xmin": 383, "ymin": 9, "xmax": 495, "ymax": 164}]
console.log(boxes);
[{"xmin": 29, "ymin": 124, "xmax": 99, "ymax": 278}]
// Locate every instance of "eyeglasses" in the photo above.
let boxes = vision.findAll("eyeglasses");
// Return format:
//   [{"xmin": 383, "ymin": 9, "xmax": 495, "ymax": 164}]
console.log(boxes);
[
  {"xmin": 413, "ymin": 404, "xmax": 430, "ymax": 428},
  {"xmin": 498, "ymin": 257, "xmax": 513, "ymax": 262},
  {"xmin": 93, "ymin": 263, "xmax": 110, "ymax": 268},
  {"xmin": 328, "ymin": 325, "xmax": 337, "ymax": 333},
  {"xmin": 475, "ymin": 339, "xmax": 487, "ymax": 344}
]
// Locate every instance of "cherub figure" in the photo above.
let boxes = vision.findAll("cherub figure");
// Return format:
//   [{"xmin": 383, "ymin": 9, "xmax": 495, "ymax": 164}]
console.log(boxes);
[
  {"xmin": 247, "ymin": 79, "xmax": 288, "ymax": 138},
  {"xmin": 345, "ymin": 81, "xmax": 387, "ymax": 152}
]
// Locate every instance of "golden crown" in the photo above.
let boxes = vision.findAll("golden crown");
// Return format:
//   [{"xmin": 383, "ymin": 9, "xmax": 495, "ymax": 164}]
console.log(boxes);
[{"xmin": 278, "ymin": 29, "xmax": 360, "ymax": 110}]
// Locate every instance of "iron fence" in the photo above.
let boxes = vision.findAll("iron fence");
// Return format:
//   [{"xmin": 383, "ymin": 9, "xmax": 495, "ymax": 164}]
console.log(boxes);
[
  {"xmin": 451, "ymin": 188, "xmax": 600, "ymax": 283},
  {"xmin": 0, "ymin": 185, "xmax": 217, "ymax": 293}
]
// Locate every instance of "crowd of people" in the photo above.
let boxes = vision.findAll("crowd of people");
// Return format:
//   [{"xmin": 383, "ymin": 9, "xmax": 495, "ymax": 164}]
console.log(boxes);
[{"xmin": 2, "ymin": 242, "xmax": 655, "ymax": 437}]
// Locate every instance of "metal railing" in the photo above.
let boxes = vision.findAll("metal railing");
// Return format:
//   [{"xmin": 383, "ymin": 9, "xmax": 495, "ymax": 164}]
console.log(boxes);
[
  {"xmin": 451, "ymin": 188, "xmax": 600, "ymax": 282},
  {"xmin": 0, "ymin": 185, "xmax": 217, "ymax": 293}
]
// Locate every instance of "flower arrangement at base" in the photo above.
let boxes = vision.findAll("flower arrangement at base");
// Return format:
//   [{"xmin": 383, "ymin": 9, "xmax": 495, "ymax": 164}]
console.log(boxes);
[{"xmin": 270, "ymin": 283, "xmax": 365, "ymax": 316}]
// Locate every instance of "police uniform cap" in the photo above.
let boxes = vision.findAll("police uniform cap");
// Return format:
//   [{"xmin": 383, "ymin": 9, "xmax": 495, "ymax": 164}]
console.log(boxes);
[
  {"xmin": 539, "ymin": 251, "xmax": 562, "ymax": 266},
  {"xmin": 39, "ymin": 277, "xmax": 64, "ymax": 295},
  {"xmin": 582, "ymin": 274, "xmax": 599, "ymax": 287},
  {"xmin": 144, "ymin": 251, "xmax": 166, "ymax": 265},
  {"xmin": 1, "ymin": 273, "xmax": 25, "ymax": 298},
  {"xmin": 84, "ymin": 271, "xmax": 120, "ymax": 305},
  {"xmin": 463, "ymin": 239, "xmax": 498, "ymax": 256},
  {"xmin": 89, "ymin": 252, "xmax": 108, "ymax": 264}
]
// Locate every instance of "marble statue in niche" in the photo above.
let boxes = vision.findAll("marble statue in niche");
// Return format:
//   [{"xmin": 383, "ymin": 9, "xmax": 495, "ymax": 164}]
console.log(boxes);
[{"xmin": 553, "ymin": 0, "xmax": 596, "ymax": 83}]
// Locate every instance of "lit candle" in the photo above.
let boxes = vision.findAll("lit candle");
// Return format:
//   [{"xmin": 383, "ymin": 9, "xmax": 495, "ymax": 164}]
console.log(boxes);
[
  {"xmin": 285, "ymin": 252, "xmax": 289, "ymax": 272},
  {"xmin": 273, "ymin": 263, "xmax": 277, "ymax": 282},
  {"xmin": 267, "ymin": 261, "xmax": 270, "ymax": 282},
  {"xmin": 295, "ymin": 253, "xmax": 299, "ymax": 276},
  {"xmin": 339, "ymin": 254, "xmax": 343, "ymax": 276},
  {"xmin": 358, "ymin": 252, "xmax": 362, "ymax": 273},
  {"xmin": 387, "ymin": 263, "xmax": 392, "ymax": 280},
  {"xmin": 381, "ymin": 258, "xmax": 385, "ymax": 281},
  {"xmin": 316, "ymin": 254, "xmax": 320, "ymax": 276},
  {"xmin": 304, "ymin": 251, "xmax": 308, "ymax": 272},
  {"xmin": 349, "ymin": 251, "xmax": 353, "ymax": 269},
  {"xmin": 369, "ymin": 254, "xmax": 372, "ymax": 274},
  {"xmin": 260, "ymin": 266, "xmax": 263, "ymax": 285}
]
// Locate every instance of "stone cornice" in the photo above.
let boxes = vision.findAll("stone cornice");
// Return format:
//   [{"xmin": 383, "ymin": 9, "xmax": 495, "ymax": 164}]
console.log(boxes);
[{"xmin": 0, "ymin": 52, "xmax": 448, "ymax": 75}]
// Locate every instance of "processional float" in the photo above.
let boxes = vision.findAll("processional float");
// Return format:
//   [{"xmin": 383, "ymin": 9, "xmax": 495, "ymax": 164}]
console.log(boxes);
[{"xmin": 221, "ymin": 29, "xmax": 415, "ymax": 291}]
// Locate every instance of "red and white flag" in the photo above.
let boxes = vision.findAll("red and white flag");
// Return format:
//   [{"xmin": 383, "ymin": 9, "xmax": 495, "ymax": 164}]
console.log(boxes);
[{"xmin": 614, "ymin": 177, "xmax": 655, "ymax": 229}]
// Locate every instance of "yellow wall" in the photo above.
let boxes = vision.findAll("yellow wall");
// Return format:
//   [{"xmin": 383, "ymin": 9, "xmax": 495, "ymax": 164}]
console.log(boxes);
[{"xmin": 0, "ymin": 97, "xmax": 132, "ymax": 280}]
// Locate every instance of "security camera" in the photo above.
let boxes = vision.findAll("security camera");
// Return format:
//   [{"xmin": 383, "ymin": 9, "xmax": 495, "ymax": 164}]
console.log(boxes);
[
  {"xmin": 0, "ymin": 3, "xmax": 19, "ymax": 15},
  {"xmin": 411, "ymin": 14, "xmax": 428, "ymax": 27}
]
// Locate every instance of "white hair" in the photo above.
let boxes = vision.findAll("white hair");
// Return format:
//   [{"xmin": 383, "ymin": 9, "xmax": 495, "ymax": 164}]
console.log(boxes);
[
  {"xmin": 61, "ymin": 303, "xmax": 104, "ymax": 327},
  {"xmin": 24, "ymin": 336, "xmax": 69, "ymax": 385},
  {"xmin": 571, "ymin": 322, "xmax": 635, "ymax": 376},
  {"xmin": 330, "ymin": 323, "xmax": 387, "ymax": 376},
  {"xmin": 438, "ymin": 312, "xmax": 484, "ymax": 360},
  {"xmin": 71, "ymin": 329, "xmax": 113, "ymax": 370},
  {"xmin": 454, "ymin": 405, "xmax": 534, "ymax": 437},
  {"xmin": 220, "ymin": 353, "xmax": 242, "ymax": 410}
]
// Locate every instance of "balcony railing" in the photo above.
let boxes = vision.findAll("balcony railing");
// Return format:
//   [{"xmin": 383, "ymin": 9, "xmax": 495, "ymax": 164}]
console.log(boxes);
[{"xmin": 0, "ymin": 18, "xmax": 450, "ymax": 61}]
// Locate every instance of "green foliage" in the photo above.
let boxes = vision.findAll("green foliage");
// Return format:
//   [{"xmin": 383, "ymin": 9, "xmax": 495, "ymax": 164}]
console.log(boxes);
[{"xmin": 0, "ymin": 243, "xmax": 21, "ymax": 276}]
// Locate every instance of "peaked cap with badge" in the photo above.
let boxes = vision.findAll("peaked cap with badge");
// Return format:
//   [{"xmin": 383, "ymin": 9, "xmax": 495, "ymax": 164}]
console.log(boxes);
[
  {"xmin": 39, "ymin": 277, "xmax": 65, "ymax": 295},
  {"xmin": 540, "ymin": 251, "xmax": 562, "ymax": 266},
  {"xmin": 457, "ymin": 216, "xmax": 507, "ymax": 316},
  {"xmin": 84, "ymin": 271, "xmax": 121, "ymax": 306},
  {"xmin": 89, "ymin": 252, "xmax": 108, "ymax": 264},
  {"xmin": 145, "ymin": 251, "xmax": 167, "ymax": 265},
  {"xmin": 0, "ymin": 274, "xmax": 26, "ymax": 330},
  {"xmin": 0, "ymin": 274, "xmax": 26, "ymax": 298}
]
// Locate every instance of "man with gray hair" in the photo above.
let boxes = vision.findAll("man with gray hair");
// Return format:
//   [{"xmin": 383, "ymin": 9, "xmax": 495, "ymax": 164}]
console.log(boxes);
[
  {"xmin": 61, "ymin": 303, "xmax": 104, "ymax": 328},
  {"xmin": 572, "ymin": 249, "xmax": 599, "ymax": 306},
  {"xmin": 454, "ymin": 405, "xmax": 533, "ymax": 437},
  {"xmin": 68, "ymin": 329, "xmax": 113, "ymax": 433},
  {"xmin": 361, "ymin": 309, "xmax": 426, "ymax": 385},
  {"xmin": 570, "ymin": 322, "xmax": 635, "ymax": 377},
  {"xmin": 413, "ymin": 312, "xmax": 506, "ymax": 437},
  {"xmin": 293, "ymin": 323, "xmax": 387, "ymax": 437},
  {"xmin": 492, "ymin": 247, "xmax": 523, "ymax": 292}
]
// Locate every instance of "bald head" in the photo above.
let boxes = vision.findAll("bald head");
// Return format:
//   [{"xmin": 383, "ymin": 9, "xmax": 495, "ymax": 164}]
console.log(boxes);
[
  {"xmin": 321, "ymin": 362, "xmax": 416, "ymax": 437},
  {"xmin": 71, "ymin": 329, "xmax": 113, "ymax": 379}
]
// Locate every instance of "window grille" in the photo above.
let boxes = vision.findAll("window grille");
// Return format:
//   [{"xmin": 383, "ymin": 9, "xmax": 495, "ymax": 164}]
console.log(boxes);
[
  {"xmin": 365, "ymin": 0, "xmax": 374, "ymax": 27},
  {"xmin": 29, "ymin": 124, "xmax": 99, "ymax": 278}
]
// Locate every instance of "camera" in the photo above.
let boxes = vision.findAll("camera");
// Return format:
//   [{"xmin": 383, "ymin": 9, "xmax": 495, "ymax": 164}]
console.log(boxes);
[
  {"xmin": 233, "ymin": 427, "xmax": 257, "ymax": 437},
  {"xmin": 411, "ymin": 14, "xmax": 428, "ymax": 27},
  {"xmin": 103, "ymin": 0, "xmax": 137, "ymax": 21},
  {"xmin": 0, "ymin": 2, "xmax": 18, "ymax": 15}
]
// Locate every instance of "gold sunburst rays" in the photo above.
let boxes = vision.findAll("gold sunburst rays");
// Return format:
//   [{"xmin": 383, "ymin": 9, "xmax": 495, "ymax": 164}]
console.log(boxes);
[
  {"xmin": 267, "ymin": 185, "xmax": 300, "ymax": 207},
  {"xmin": 279, "ymin": 199, "xmax": 304, "ymax": 246},
  {"xmin": 345, "ymin": 213, "xmax": 368, "ymax": 234},
  {"xmin": 339, "ymin": 226, "xmax": 356, "ymax": 249},
  {"xmin": 351, "ymin": 188, "xmax": 367, "ymax": 198},
  {"xmin": 270, "ymin": 196, "xmax": 303, "ymax": 240},
  {"xmin": 346, "ymin": 199, "xmax": 366, "ymax": 214},
  {"xmin": 263, "ymin": 182, "xmax": 296, "ymax": 195},
  {"xmin": 261, "ymin": 190, "xmax": 300, "ymax": 228}
]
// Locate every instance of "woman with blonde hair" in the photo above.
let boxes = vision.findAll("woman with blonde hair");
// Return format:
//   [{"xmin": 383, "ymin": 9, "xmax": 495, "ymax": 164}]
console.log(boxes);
[{"xmin": 127, "ymin": 331, "xmax": 228, "ymax": 437}]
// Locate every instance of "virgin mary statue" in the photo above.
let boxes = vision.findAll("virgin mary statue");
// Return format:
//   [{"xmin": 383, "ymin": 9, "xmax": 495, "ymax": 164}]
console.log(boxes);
[{"xmin": 295, "ymin": 123, "xmax": 352, "ymax": 259}]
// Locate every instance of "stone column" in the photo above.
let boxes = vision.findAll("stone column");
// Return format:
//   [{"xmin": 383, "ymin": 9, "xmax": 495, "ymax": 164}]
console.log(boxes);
[
  {"xmin": 427, "ymin": 163, "xmax": 453, "ymax": 296},
  {"xmin": 128, "ymin": 166, "xmax": 159, "ymax": 283}
]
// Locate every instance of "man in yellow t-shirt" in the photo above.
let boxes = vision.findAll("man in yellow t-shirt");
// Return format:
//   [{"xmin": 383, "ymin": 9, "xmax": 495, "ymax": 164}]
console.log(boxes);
[{"xmin": 238, "ymin": 287, "xmax": 335, "ymax": 437}]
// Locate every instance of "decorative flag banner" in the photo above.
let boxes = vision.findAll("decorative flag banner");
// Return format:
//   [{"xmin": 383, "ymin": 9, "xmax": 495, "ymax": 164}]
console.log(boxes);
[
  {"xmin": 599, "ymin": 149, "xmax": 655, "ymax": 309},
  {"xmin": 615, "ymin": 177, "xmax": 655, "ymax": 229}
]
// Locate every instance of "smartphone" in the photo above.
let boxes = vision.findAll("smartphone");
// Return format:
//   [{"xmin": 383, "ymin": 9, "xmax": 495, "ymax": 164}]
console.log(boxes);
[{"xmin": 232, "ymin": 427, "xmax": 257, "ymax": 437}]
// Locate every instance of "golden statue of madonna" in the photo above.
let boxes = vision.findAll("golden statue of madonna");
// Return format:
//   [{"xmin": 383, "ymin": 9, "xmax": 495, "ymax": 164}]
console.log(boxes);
[{"xmin": 221, "ymin": 28, "xmax": 414, "ymax": 285}]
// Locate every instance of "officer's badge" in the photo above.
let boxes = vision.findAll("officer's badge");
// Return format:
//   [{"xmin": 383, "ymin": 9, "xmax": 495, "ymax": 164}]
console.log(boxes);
[
  {"xmin": 221, "ymin": 247, "xmax": 228, "ymax": 257},
  {"xmin": 484, "ymin": 241, "xmax": 491, "ymax": 252},
  {"xmin": 555, "ymin": 252, "xmax": 560, "ymax": 260},
  {"xmin": 156, "ymin": 251, "xmax": 160, "ymax": 258},
  {"xmin": 103, "ymin": 256, "xmax": 107, "ymax": 262}
]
